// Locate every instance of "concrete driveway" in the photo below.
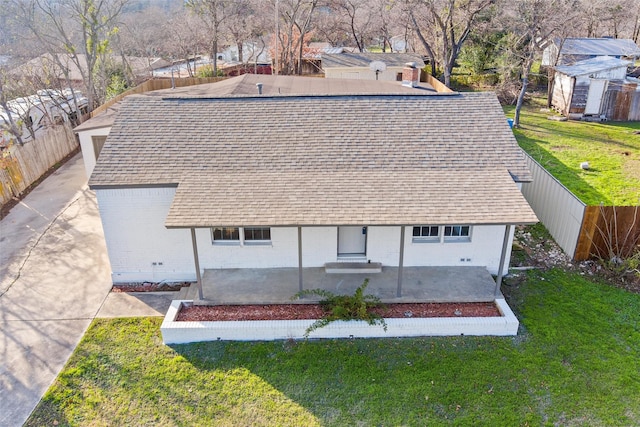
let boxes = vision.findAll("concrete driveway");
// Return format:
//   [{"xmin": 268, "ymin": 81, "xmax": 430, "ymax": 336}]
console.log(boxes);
[{"xmin": 0, "ymin": 154, "xmax": 113, "ymax": 427}]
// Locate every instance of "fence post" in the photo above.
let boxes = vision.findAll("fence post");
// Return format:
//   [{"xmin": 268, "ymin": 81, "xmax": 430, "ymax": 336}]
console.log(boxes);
[{"xmin": 574, "ymin": 206, "xmax": 600, "ymax": 261}]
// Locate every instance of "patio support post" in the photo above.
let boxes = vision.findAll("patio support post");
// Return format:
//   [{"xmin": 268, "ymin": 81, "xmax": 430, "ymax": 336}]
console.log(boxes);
[
  {"xmin": 494, "ymin": 224, "xmax": 512, "ymax": 296},
  {"xmin": 191, "ymin": 228, "xmax": 203, "ymax": 300},
  {"xmin": 397, "ymin": 226, "xmax": 405, "ymax": 297},
  {"xmin": 298, "ymin": 226, "xmax": 303, "ymax": 293}
]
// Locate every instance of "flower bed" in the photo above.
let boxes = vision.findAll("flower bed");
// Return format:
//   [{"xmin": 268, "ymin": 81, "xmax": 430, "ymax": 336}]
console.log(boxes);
[
  {"xmin": 161, "ymin": 299, "xmax": 518, "ymax": 344},
  {"xmin": 176, "ymin": 302, "xmax": 501, "ymax": 321}
]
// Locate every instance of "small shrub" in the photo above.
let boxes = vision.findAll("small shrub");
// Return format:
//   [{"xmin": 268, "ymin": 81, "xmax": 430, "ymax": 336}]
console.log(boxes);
[
  {"xmin": 196, "ymin": 65, "xmax": 225, "ymax": 78},
  {"xmin": 292, "ymin": 279, "xmax": 387, "ymax": 337}
]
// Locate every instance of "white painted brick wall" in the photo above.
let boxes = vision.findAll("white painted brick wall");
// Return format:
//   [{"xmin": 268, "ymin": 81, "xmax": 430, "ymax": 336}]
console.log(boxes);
[
  {"xmin": 78, "ymin": 126, "xmax": 111, "ymax": 178},
  {"xmin": 97, "ymin": 188, "xmax": 515, "ymax": 281},
  {"xmin": 97, "ymin": 187, "xmax": 195, "ymax": 283}
]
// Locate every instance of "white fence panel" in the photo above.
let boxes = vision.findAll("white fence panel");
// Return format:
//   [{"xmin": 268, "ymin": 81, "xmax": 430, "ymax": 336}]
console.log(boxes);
[{"xmin": 521, "ymin": 153, "xmax": 586, "ymax": 258}]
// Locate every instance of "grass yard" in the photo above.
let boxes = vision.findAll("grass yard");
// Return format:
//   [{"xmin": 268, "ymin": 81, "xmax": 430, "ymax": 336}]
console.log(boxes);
[
  {"xmin": 27, "ymin": 268, "xmax": 640, "ymax": 426},
  {"xmin": 504, "ymin": 100, "xmax": 640, "ymax": 206}
]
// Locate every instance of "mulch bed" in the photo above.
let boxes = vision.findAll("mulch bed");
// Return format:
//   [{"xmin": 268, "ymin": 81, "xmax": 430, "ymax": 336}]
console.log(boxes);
[
  {"xmin": 111, "ymin": 282, "xmax": 191, "ymax": 292},
  {"xmin": 176, "ymin": 302, "xmax": 501, "ymax": 321}
]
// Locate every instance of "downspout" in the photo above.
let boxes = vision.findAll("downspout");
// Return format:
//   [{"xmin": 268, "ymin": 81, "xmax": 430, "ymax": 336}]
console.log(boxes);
[
  {"xmin": 397, "ymin": 226, "xmax": 405, "ymax": 297},
  {"xmin": 494, "ymin": 224, "xmax": 512, "ymax": 296},
  {"xmin": 190, "ymin": 228, "xmax": 203, "ymax": 300},
  {"xmin": 298, "ymin": 226, "xmax": 303, "ymax": 292}
]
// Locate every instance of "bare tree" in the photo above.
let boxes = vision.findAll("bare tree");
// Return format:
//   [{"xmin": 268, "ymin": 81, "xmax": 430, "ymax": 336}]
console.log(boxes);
[
  {"xmin": 0, "ymin": 71, "xmax": 26, "ymax": 146},
  {"xmin": 502, "ymin": 0, "xmax": 576, "ymax": 127},
  {"xmin": 187, "ymin": 0, "xmax": 234, "ymax": 75},
  {"xmin": 11, "ymin": 0, "xmax": 128, "ymax": 111},
  {"xmin": 314, "ymin": 5, "xmax": 352, "ymax": 47},
  {"xmin": 160, "ymin": 9, "xmax": 209, "ymax": 76},
  {"xmin": 275, "ymin": 0, "xmax": 319, "ymax": 75},
  {"xmin": 409, "ymin": 0, "xmax": 496, "ymax": 87},
  {"xmin": 374, "ymin": 0, "xmax": 402, "ymax": 52},
  {"xmin": 329, "ymin": 0, "xmax": 375, "ymax": 52},
  {"xmin": 577, "ymin": 0, "xmax": 639, "ymax": 39}
]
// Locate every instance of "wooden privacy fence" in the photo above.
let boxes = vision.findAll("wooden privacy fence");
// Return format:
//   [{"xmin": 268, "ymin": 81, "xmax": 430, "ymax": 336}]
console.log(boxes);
[
  {"xmin": 601, "ymin": 82, "xmax": 640, "ymax": 121},
  {"xmin": 0, "ymin": 124, "xmax": 78, "ymax": 207},
  {"xmin": 575, "ymin": 206, "xmax": 640, "ymax": 261},
  {"xmin": 521, "ymin": 153, "xmax": 640, "ymax": 261}
]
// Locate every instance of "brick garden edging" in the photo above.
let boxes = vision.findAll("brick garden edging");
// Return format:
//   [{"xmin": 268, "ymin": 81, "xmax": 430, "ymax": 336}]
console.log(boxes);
[{"xmin": 160, "ymin": 299, "xmax": 519, "ymax": 344}]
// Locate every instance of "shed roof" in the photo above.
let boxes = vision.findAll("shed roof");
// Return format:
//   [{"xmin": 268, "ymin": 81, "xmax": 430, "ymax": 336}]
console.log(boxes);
[
  {"xmin": 89, "ymin": 75, "xmax": 535, "ymax": 227},
  {"xmin": 321, "ymin": 52, "xmax": 425, "ymax": 69},
  {"xmin": 554, "ymin": 56, "xmax": 633, "ymax": 77},
  {"xmin": 559, "ymin": 38, "xmax": 640, "ymax": 57}
]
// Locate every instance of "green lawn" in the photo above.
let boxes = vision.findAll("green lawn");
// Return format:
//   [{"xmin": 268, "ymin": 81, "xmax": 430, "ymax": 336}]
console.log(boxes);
[
  {"xmin": 504, "ymin": 101, "xmax": 640, "ymax": 206},
  {"xmin": 27, "ymin": 269, "xmax": 640, "ymax": 426}
]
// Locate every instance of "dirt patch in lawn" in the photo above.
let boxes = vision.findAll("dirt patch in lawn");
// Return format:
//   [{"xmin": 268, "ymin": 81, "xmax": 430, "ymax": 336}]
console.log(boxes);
[{"xmin": 176, "ymin": 302, "xmax": 501, "ymax": 321}]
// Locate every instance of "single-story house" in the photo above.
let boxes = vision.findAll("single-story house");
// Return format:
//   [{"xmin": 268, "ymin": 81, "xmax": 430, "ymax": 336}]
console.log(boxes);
[
  {"xmin": 550, "ymin": 56, "xmax": 640, "ymax": 121},
  {"xmin": 87, "ymin": 73, "xmax": 537, "ymax": 297},
  {"xmin": 322, "ymin": 52, "xmax": 425, "ymax": 81},
  {"xmin": 542, "ymin": 37, "xmax": 640, "ymax": 67},
  {"xmin": 9, "ymin": 53, "xmax": 167, "ymax": 88}
]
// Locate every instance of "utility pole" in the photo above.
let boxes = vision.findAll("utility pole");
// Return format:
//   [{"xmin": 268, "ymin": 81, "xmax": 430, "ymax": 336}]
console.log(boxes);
[{"xmin": 274, "ymin": 0, "xmax": 279, "ymax": 75}]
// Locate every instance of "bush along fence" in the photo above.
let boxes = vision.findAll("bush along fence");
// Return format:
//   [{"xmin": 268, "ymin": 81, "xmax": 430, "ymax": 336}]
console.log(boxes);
[
  {"xmin": 521, "ymin": 153, "xmax": 640, "ymax": 262},
  {"xmin": 0, "ymin": 123, "xmax": 78, "ymax": 207}
]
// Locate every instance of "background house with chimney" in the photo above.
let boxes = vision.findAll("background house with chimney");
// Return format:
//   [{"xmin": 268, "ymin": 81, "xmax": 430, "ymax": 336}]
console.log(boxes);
[{"xmin": 321, "ymin": 52, "xmax": 425, "ymax": 82}]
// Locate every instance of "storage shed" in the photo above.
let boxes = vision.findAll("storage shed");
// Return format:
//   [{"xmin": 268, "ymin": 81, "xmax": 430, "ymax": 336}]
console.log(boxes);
[{"xmin": 550, "ymin": 56, "xmax": 640, "ymax": 121}]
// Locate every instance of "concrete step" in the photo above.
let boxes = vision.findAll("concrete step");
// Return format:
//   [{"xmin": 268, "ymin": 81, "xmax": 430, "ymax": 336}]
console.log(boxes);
[
  {"xmin": 176, "ymin": 286, "xmax": 188, "ymax": 299},
  {"xmin": 325, "ymin": 262, "xmax": 382, "ymax": 274},
  {"xmin": 185, "ymin": 284, "xmax": 200, "ymax": 300}
]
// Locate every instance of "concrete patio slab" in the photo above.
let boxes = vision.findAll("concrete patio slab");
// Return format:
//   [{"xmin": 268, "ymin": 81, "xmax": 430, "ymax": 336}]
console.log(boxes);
[
  {"xmin": 199, "ymin": 266, "xmax": 500, "ymax": 305},
  {"xmin": 96, "ymin": 292, "xmax": 176, "ymax": 318}
]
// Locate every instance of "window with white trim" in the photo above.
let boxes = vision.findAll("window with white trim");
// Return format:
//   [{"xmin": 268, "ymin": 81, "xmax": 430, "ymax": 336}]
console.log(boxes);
[
  {"xmin": 412, "ymin": 226, "xmax": 440, "ymax": 242},
  {"xmin": 211, "ymin": 227, "xmax": 271, "ymax": 245},
  {"xmin": 212, "ymin": 227, "xmax": 240, "ymax": 243},
  {"xmin": 444, "ymin": 225, "xmax": 471, "ymax": 242},
  {"xmin": 244, "ymin": 227, "xmax": 271, "ymax": 243}
]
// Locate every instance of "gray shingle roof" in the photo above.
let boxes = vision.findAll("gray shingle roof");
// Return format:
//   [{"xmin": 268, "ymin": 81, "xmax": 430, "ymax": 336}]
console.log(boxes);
[
  {"xmin": 321, "ymin": 52, "xmax": 425, "ymax": 69},
  {"xmin": 166, "ymin": 169, "xmax": 536, "ymax": 227},
  {"xmin": 554, "ymin": 56, "xmax": 632, "ymax": 77},
  {"xmin": 560, "ymin": 38, "xmax": 640, "ymax": 57},
  {"xmin": 89, "ymin": 76, "xmax": 535, "ymax": 227}
]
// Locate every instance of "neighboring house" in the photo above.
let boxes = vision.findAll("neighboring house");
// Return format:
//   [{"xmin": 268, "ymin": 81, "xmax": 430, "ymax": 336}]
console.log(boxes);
[
  {"xmin": 86, "ymin": 73, "xmax": 537, "ymax": 286},
  {"xmin": 322, "ymin": 52, "xmax": 425, "ymax": 81},
  {"xmin": 217, "ymin": 41, "xmax": 271, "ymax": 64},
  {"xmin": 550, "ymin": 56, "xmax": 640, "ymax": 121},
  {"xmin": 10, "ymin": 53, "xmax": 166, "ymax": 88},
  {"xmin": 542, "ymin": 37, "xmax": 640, "ymax": 67}
]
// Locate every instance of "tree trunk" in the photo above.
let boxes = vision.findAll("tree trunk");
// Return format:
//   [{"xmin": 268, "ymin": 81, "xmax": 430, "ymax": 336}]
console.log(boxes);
[
  {"xmin": 443, "ymin": 67, "xmax": 451, "ymax": 88},
  {"xmin": 213, "ymin": 35, "xmax": 218, "ymax": 75},
  {"xmin": 409, "ymin": 12, "xmax": 437, "ymax": 77},
  {"xmin": 514, "ymin": 59, "xmax": 534, "ymax": 128}
]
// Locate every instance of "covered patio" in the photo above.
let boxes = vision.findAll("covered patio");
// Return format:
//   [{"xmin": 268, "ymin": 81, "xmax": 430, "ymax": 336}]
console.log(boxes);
[{"xmin": 191, "ymin": 265, "xmax": 501, "ymax": 305}]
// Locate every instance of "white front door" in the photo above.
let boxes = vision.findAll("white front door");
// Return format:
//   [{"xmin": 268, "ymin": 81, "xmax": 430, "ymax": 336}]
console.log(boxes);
[{"xmin": 338, "ymin": 226, "xmax": 367, "ymax": 256}]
